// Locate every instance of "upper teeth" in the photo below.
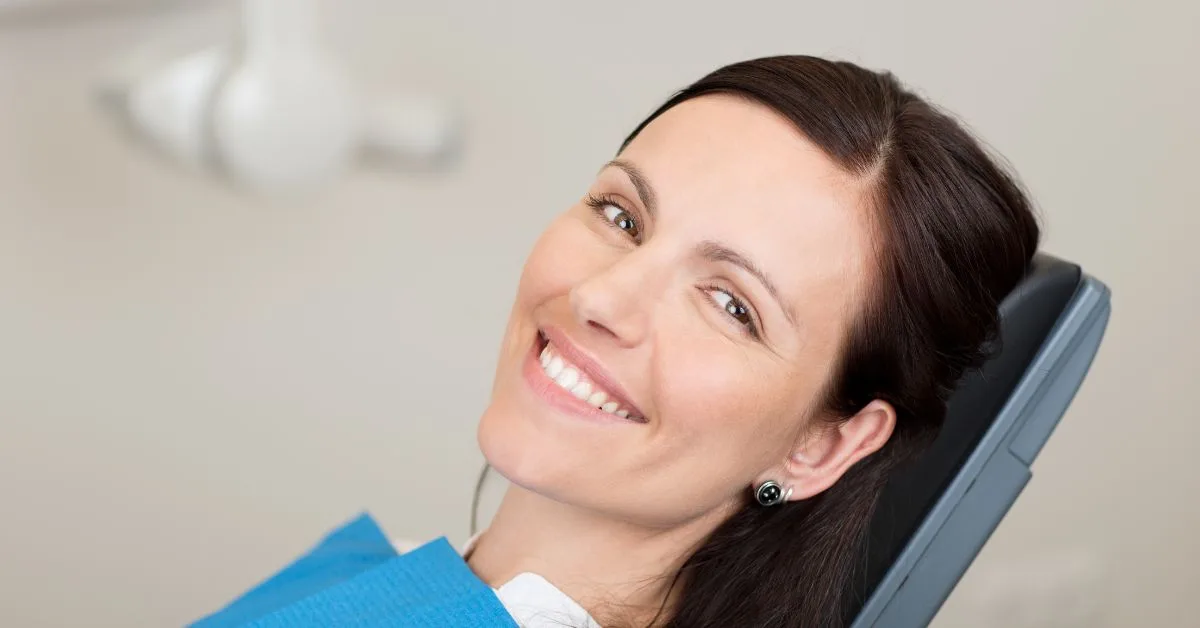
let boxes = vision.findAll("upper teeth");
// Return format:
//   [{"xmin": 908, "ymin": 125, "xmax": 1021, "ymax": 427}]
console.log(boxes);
[{"xmin": 540, "ymin": 342, "xmax": 639, "ymax": 420}]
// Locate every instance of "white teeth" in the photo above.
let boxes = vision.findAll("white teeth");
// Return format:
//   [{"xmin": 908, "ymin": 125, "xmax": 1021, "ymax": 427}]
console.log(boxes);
[
  {"xmin": 555, "ymin": 367, "xmax": 580, "ymax": 389},
  {"xmin": 539, "ymin": 341, "xmax": 640, "ymax": 421},
  {"xmin": 570, "ymin": 381, "xmax": 592, "ymax": 400}
]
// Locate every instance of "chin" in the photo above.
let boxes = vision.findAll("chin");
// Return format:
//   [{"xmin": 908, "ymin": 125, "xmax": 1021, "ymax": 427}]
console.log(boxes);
[
  {"xmin": 478, "ymin": 312, "xmax": 651, "ymax": 504},
  {"xmin": 477, "ymin": 397, "xmax": 540, "ymax": 489},
  {"xmin": 477, "ymin": 381, "xmax": 584, "ymax": 497},
  {"xmin": 476, "ymin": 361, "xmax": 611, "ymax": 499}
]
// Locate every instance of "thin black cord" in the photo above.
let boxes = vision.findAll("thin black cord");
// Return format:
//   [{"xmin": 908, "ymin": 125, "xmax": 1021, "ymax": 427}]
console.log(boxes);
[{"xmin": 470, "ymin": 463, "xmax": 490, "ymax": 537}]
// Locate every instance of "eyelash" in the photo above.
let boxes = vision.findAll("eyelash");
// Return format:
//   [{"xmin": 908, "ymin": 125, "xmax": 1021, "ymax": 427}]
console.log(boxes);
[
  {"xmin": 702, "ymin": 284, "xmax": 762, "ymax": 339},
  {"xmin": 584, "ymin": 193, "xmax": 642, "ymax": 242},
  {"xmin": 583, "ymin": 192, "xmax": 762, "ymax": 339}
]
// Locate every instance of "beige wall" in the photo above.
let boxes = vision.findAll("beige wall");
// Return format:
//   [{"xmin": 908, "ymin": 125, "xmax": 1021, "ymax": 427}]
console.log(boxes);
[{"xmin": 1, "ymin": 1, "xmax": 1196, "ymax": 626}]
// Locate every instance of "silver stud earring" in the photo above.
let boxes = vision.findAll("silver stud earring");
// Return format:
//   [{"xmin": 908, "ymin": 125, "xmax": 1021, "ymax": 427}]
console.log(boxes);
[{"xmin": 755, "ymin": 480, "xmax": 792, "ymax": 507}]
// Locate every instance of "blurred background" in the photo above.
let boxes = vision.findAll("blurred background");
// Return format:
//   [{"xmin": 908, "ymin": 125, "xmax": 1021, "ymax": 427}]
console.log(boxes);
[{"xmin": 0, "ymin": 1, "xmax": 1196, "ymax": 626}]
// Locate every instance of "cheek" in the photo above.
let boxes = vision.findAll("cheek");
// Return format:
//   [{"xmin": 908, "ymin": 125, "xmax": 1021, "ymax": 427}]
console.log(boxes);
[
  {"xmin": 650, "ymin": 331, "xmax": 807, "ymax": 477},
  {"xmin": 515, "ymin": 213, "xmax": 601, "ymax": 305}
]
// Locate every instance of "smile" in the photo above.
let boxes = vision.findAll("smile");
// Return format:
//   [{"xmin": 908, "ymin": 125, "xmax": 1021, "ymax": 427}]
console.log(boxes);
[{"xmin": 524, "ymin": 329, "xmax": 647, "ymax": 424}]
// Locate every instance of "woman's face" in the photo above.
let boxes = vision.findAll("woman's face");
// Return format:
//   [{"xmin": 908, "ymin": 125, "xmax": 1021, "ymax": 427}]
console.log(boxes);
[{"xmin": 478, "ymin": 94, "xmax": 876, "ymax": 527}]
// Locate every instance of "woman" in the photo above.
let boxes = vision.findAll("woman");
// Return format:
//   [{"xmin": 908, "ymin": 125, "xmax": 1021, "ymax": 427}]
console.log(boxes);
[
  {"xmin": 468, "ymin": 54, "xmax": 1036, "ymax": 628},
  {"xmin": 199, "ymin": 55, "xmax": 1038, "ymax": 628}
]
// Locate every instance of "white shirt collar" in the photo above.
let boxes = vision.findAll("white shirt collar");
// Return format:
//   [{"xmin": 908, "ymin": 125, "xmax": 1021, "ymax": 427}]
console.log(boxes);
[
  {"xmin": 392, "ymin": 534, "xmax": 601, "ymax": 628},
  {"xmin": 494, "ymin": 572, "xmax": 601, "ymax": 628}
]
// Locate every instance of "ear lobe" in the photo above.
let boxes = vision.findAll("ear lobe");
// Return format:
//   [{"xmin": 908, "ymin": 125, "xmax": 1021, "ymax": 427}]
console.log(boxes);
[{"xmin": 782, "ymin": 400, "xmax": 897, "ymax": 501}]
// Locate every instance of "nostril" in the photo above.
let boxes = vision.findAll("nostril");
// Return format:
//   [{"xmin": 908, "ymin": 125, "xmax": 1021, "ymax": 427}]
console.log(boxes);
[{"xmin": 587, "ymin": 319, "xmax": 618, "ymax": 338}]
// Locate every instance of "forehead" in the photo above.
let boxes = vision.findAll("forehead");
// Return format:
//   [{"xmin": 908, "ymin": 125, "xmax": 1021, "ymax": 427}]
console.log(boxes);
[{"xmin": 618, "ymin": 95, "xmax": 875, "ymax": 345}]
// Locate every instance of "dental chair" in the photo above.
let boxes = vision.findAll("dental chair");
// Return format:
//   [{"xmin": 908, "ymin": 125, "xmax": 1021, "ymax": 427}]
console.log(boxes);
[{"xmin": 847, "ymin": 254, "xmax": 1111, "ymax": 627}]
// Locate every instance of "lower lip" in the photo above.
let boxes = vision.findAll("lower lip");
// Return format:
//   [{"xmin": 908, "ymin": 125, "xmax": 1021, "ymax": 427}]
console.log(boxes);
[{"xmin": 521, "ymin": 335, "xmax": 644, "ymax": 425}]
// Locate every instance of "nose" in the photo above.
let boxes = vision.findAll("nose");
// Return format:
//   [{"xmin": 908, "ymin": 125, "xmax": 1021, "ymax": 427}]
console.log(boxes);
[{"xmin": 568, "ymin": 249, "xmax": 663, "ymax": 348}]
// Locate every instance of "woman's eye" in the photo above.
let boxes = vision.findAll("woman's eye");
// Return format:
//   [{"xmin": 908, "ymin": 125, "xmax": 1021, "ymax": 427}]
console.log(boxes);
[
  {"xmin": 709, "ymin": 288, "xmax": 755, "ymax": 329},
  {"xmin": 586, "ymin": 193, "xmax": 641, "ymax": 241},
  {"xmin": 602, "ymin": 204, "xmax": 640, "ymax": 239}
]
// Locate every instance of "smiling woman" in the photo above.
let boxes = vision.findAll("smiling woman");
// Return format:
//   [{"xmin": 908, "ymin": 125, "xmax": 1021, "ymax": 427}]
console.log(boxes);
[
  {"xmin": 470, "ymin": 55, "xmax": 1038, "ymax": 628},
  {"xmin": 191, "ymin": 54, "xmax": 1039, "ymax": 628}
]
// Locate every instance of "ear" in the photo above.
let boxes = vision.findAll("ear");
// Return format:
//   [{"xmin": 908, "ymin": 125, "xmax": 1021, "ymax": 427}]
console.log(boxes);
[{"xmin": 776, "ymin": 400, "xmax": 897, "ymax": 501}]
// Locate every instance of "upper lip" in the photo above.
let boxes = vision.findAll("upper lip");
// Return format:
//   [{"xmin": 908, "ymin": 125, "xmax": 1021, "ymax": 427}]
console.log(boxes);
[{"xmin": 540, "ymin": 326, "xmax": 647, "ymax": 420}]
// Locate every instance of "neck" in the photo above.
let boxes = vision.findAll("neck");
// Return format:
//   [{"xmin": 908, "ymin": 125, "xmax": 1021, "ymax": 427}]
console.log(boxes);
[{"xmin": 467, "ymin": 483, "xmax": 731, "ymax": 625}]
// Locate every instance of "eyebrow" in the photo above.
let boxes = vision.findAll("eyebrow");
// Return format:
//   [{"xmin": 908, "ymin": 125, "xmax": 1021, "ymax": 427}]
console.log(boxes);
[
  {"xmin": 602, "ymin": 159, "xmax": 658, "ymax": 218},
  {"xmin": 699, "ymin": 240, "xmax": 798, "ymax": 329}
]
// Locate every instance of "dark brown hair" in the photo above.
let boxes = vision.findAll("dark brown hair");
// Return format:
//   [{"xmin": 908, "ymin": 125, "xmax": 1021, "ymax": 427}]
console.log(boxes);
[{"xmin": 616, "ymin": 56, "xmax": 1041, "ymax": 627}]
